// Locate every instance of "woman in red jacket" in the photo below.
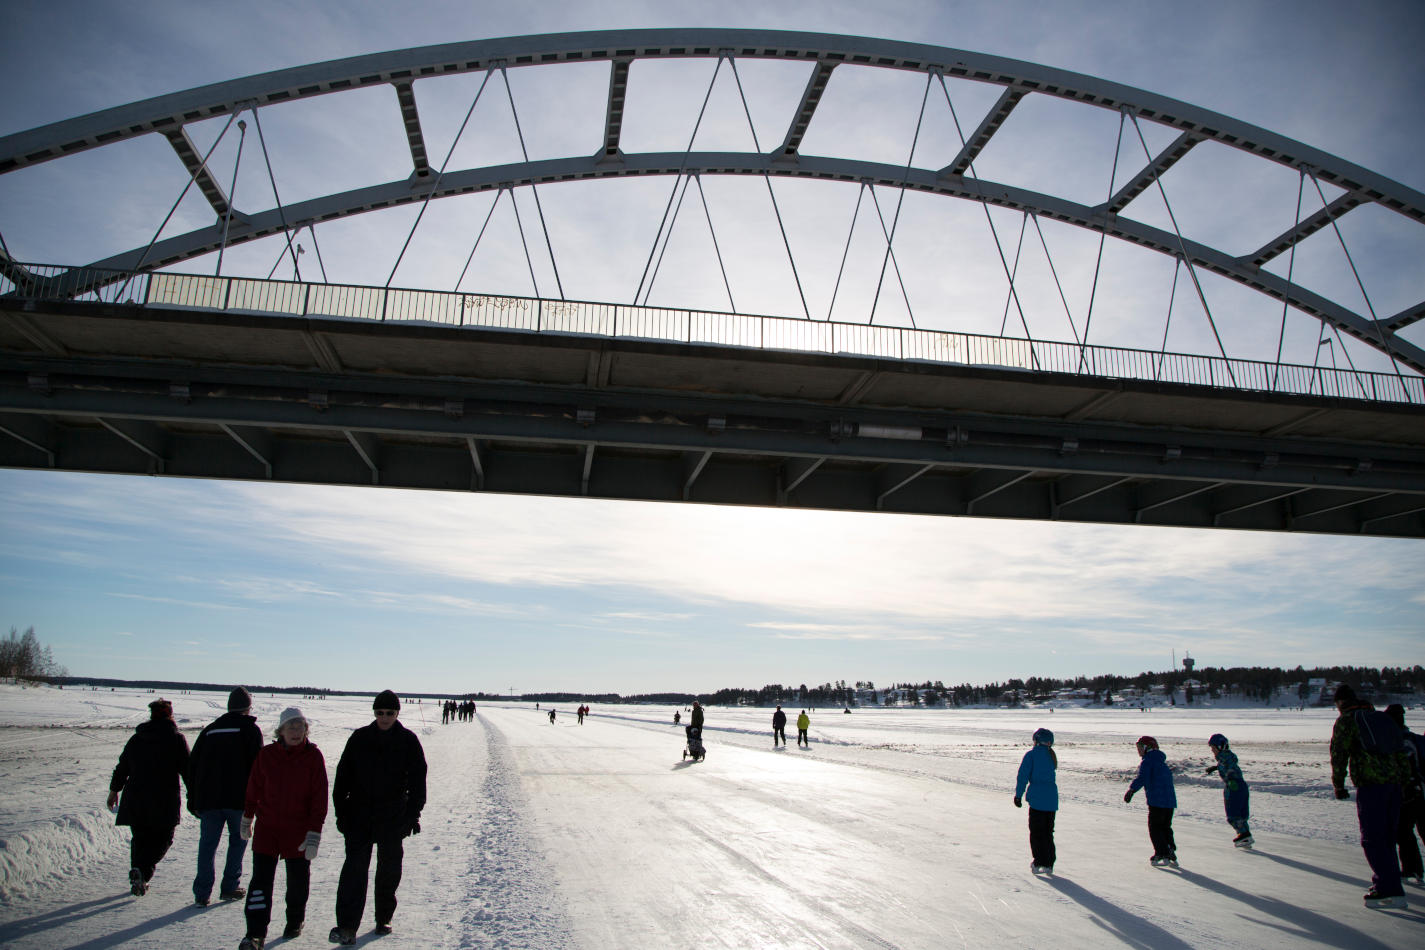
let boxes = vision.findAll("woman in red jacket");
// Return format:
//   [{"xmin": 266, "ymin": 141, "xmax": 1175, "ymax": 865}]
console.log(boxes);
[{"xmin": 238, "ymin": 707, "xmax": 328, "ymax": 950}]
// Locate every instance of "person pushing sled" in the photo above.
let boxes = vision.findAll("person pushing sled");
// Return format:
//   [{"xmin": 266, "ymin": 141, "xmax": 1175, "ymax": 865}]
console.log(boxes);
[{"xmin": 683, "ymin": 701, "xmax": 706, "ymax": 762}]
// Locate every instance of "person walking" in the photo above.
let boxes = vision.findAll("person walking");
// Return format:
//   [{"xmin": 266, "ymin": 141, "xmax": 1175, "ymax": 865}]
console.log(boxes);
[
  {"xmin": 1014, "ymin": 727, "xmax": 1058, "ymax": 874},
  {"xmin": 1385, "ymin": 703, "xmax": 1425, "ymax": 886},
  {"xmin": 238, "ymin": 707, "xmax": 327, "ymax": 950},
  {"xmin": 772, "ymin": 706, "xmax": 787, "ymax": 747},
  {"xmin": 796, "ymin": 710, "xmax": 810, "ymax": 747},
  {"xmin": 107, "ymin": 698, "xmax": 190, "ymax": 896},
  {"xmin": 189, "ymin": 686, "xmax": 263, "ymax": 905},
  {"xmin": 330, "ymin": 690, "xmax": 427, "ymax": 945},
  {"xmin": 1124, "ymin": 736, "xmax": 1177, "ymax": 867},
  {"xmin": 1331, "ymin": 684, "xmax": 1410, "ymax": 908},
  {"xmin": 1206, "ymin": 733, "xmax": 1253, "ymax": 848}
]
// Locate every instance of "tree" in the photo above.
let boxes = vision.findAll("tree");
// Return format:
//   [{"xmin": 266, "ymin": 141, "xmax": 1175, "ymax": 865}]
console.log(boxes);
[{"xmin": 0, "ymin": 627, "xmax": 67, "ymax": 680}]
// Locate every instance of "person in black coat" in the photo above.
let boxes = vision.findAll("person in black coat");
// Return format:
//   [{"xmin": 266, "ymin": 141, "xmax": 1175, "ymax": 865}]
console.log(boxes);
[
  {"xmin": 329, "ymin": 690, "xmax": 427, "ymax": 944},
  {"xmin": 107, "ymin": 698, "xmax": 191, "ymax": 896},
  {"xmin": 188, "ymin": 686, "xmax": 264, "ymax": 904}
]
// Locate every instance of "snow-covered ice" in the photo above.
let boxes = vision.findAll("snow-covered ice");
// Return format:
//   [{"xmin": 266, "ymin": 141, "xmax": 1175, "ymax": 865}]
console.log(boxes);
[{"xmin": 1, "ymin": 683, "xmax": 1422, "ymax": 948}]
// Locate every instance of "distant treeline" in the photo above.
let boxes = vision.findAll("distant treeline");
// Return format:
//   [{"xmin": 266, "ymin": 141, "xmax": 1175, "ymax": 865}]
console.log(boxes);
[{"xmin": 42, "ymin": 664, "xmax": 1424, "ymax": 707}]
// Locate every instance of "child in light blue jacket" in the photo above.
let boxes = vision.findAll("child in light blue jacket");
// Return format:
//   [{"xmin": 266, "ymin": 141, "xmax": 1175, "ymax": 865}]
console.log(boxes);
[{"xmin": 1014, "ymin": 727, "xmax": 1058, "ymax": 873}]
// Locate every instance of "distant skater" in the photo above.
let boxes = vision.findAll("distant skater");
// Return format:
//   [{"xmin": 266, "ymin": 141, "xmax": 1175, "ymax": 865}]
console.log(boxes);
[
  {"xmin": 1205, "ymin": 734, "xmax": 1252, "ymax": 847},
  {"xmin": 796, "ymin": 710, "xmax": 810, "ymax": 747},
  {"xmin": 673, "ymin": 711, "xmax": 681, "ymax": 726},
  {"xmin": 1124, "ymin": 736, "xmax": 1177, "ymax": 867},
  {"xmin": 1386, "ymin": 704, "xmax": 1425, "ymax": 885},
  {"xmin": 772, "ymin": 706, "xmax": 787, "ymax": 747},
  {"xmin": 548, "ymin": 709, "xmax": 556, "ymax": 724},
  {"xmin": 108, "ymin": 698, "xmax": 190, "ymax": 896},
  {"xmin": 1014, "ymin": 728, "xmax": 1058, "ymax": 874}
]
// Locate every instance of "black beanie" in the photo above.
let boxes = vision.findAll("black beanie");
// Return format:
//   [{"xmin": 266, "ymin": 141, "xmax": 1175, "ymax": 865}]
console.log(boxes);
[
  {"xmin": 373, "ymin": 689, "xmax": 400, "ymax": 711},
  {"xmin": 1333, "ymin": 683, "xmax": 1358, "ymax": 704},
  {"xmin": 228, "ymin": 686, "xmax": 252, "ymax": 711},
  {"xmin": 1385, "ymin": 703, "xmax": 1405, "ymax": 728}
]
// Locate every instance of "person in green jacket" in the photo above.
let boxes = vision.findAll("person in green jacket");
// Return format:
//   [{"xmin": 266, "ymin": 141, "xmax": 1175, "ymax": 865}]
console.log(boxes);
[
  {"xmin": 796, "ymin": 710, "xmax": 810, "ymax": 747},
  {"xmin": 1331, "ymin": 683, "xmax": 1411, "ymax": 908}
]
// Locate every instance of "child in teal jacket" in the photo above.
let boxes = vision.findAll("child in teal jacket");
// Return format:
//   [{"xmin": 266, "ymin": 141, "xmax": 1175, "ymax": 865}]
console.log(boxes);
[{"xmin": 1206, "ymin": 733, "xmax": 1252, "ymax": 847}]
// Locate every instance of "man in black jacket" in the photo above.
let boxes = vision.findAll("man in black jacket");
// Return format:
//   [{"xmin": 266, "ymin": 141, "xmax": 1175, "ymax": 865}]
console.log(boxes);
[
  {"xmin": 329, "ymin": 690, "xmax": 427, "ymax": 944},
  {"xmin": 108, "ymin": 698, "xmax": 190, "ymax": 896},
  {"xmin": 188, "ymin": 686, "xmax": 263, "ymax": 905}
]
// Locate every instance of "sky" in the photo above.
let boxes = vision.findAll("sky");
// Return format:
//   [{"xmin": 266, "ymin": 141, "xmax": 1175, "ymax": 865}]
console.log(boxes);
[{"xmin": 1, "ymin": 0, "xmax": 1422, "ymax": 695}]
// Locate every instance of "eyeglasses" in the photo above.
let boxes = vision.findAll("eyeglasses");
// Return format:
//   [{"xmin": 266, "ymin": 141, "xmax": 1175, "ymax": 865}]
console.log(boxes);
[{"xmin": 374, "ymin": 710, "xmax": 398, "ymax": 717}]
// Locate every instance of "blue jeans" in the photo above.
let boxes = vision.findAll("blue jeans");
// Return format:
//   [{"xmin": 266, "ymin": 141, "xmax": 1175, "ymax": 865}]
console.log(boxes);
[{"xmin": 194, "ymin": 808, "xmax": 248, "ymax": 900}]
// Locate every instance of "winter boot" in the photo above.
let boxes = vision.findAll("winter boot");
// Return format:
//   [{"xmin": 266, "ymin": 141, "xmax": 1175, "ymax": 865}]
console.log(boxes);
[
  {"xmin": 129, "ymin": 868, "xmax": 146, "ymax": 896},
  {"xmin": 221, "ymin": 887, "xmax": 247, "ymax": 900},
  {"xmin": 329, "ymin": 926, "xmax": 356, "ymax": 945},
  {"xmin": 375, "ymin": 920, "xmax": 393, "ymax": 935},
  {"xmin": 283, "ymin": 921, "xmax": 303, "ymax": 938},
  {"xmin": 1031, "ymin": 863, "xmax": 1053, "ymax": 874},
  {"xmin": 238, "ymin": 937, "xmax": 265, "ymax": 950}
]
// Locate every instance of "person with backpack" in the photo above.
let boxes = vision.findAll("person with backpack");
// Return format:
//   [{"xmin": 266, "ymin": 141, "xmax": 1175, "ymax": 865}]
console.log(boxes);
[
  {"xmin": 1385, "ymin": 704, "xmax": 1425, "ymax": 886},
  {"xmin": 1014, "ymin": 727, "xmax": 1058, "ymax": 874},
  {"xmin": 1205, "ymin": 733, "xmax": 1253, "ymax": 848},
  {"xmin": 1123, "ymin": 736, "xmax": 1177, "ymax": 867},
  {"xmin": 1330, "ymin": 684, "xmax": 1411, "ymax": 908}
]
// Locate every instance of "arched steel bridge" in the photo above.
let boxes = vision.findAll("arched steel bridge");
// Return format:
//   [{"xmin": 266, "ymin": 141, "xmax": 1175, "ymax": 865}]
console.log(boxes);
[{"xmin": 1, "ymin": 30, "xmax": 1423, "ymax": 535}]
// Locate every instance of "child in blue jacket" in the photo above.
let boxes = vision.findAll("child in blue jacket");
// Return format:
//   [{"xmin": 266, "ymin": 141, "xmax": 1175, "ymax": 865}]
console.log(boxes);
[
  {"xmin": 1014, "ymin": 727, "xmax": 1058, "ymax": 873},
  {"xmin": 1206, "ymin": 733, "xmax": 1252, "ymax": 847},
  {"xmin": 1124, "ymin": 735, "xmax": 1177, "ymax": 866}
]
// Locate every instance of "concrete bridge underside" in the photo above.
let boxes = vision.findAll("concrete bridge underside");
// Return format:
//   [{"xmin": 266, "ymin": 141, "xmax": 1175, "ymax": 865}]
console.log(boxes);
[{"xmin": 2, "ymin": 298, "xmax": 1422, "ymax": 537}]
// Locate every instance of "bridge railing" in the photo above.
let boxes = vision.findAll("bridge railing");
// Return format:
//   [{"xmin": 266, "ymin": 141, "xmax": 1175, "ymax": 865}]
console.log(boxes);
[{"xmin": 3, "ymin": 262, "xmax": 1421, "ymax": 405}]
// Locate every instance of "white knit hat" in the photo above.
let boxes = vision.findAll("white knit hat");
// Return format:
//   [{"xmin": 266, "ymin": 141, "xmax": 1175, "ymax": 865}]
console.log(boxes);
[{"xmin": 277, "ymin": 706, "xmax": 306, "ymax": 730}]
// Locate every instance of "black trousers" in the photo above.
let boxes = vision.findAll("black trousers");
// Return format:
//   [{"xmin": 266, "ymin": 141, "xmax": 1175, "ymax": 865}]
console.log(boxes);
[
  {"xmin": 773, "ymin": 726, "xmax": 786, "ymax": 745},
  {"xmin": 244, "ymin": 851, "xmax": 310, "ymax": 939},
  {"xmin": 1028, "ymin": 808, "xmax": 1056, "ymax": 868},
  {"xmin": 336, "ymin": 830, "xmax": 404, "ymax": 929},
  {"xmin": 1398, "ymin": 791, "xmax": 1424, "ymax": 878},
  {"xmin": 128, "ymin": 822, "xmax": 175, "ymax": 881},
  {"xmin": 1148, "ymin": 806, "xmax": 1176, "ymax": 858}
]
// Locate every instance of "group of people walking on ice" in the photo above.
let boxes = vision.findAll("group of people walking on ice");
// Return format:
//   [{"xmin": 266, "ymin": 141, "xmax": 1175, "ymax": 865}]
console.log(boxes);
[
  {"xmin": 1009, "ymin": 684, "xmax": 1425, "ymax": 909},
  {"xmin": 441, "ymin": 699, "xmax": 477, "ymax": 723},
  {"xmin": 107, "ymin": 687, "xmax": 427, "ymax": 949},
  {"xmin": 770, "ymin": 705, "xmax": 812, "ymax": 748}
]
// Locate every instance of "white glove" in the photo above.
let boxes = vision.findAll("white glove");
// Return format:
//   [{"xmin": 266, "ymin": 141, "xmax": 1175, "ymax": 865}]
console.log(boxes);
[
  {"xmin": 240, "ymin": 815, "xmax": 254, "ymax": 840},
  {"xmin": 301, "ymin": 831, "xmax": 320, "ymax": 861}
]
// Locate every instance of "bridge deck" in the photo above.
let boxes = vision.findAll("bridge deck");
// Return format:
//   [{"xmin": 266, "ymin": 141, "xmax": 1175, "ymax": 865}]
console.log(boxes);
[{"xmin": 2, "ymin": 291, "xmax": 1423, "ymax": 537}]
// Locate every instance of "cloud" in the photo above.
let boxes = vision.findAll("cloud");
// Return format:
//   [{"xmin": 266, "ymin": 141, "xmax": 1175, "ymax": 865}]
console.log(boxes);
[{"xmin": 109, "ymin": 592, "xmax": 246, "ymax": 611}]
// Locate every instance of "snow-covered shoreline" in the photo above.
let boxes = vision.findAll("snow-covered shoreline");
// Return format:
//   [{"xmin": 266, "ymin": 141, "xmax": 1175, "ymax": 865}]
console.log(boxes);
[{"xmin": 1, "ymin": 683, "xmax": 1421, "ymax": 948}]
